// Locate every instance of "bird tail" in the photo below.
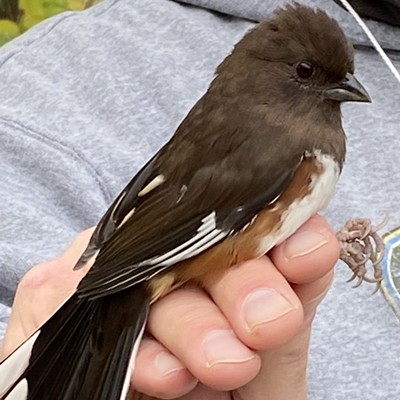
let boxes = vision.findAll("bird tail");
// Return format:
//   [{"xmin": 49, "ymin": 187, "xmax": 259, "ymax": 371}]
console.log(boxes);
[{"xmin": 0, "ymin": 284, "xmax": 150, "ymax": 400}]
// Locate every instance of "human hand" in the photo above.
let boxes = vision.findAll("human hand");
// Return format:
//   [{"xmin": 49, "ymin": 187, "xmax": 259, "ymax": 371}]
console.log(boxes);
[{"xmin": 1, "ymin": 215, "xmax": 339, "ymax": 400}]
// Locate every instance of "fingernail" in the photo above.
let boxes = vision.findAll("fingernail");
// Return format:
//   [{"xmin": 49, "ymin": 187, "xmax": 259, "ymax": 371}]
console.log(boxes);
[
  {"xmin": 155, "ymin": 351, "xmax": 185, "ymax": 376},
  {"xmin": 243, "ymin": 288, "xmax": 295, "ymax": 331},
  {"xmin": 203, "ymin": 329, "xmax": 255, "ymax": 367},
  {"xmin": 284, "ymin": 230, "xmax": 328, "ymax": 259}
]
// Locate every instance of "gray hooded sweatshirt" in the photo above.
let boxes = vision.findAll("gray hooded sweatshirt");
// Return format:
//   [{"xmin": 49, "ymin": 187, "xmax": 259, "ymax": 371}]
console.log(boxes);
[{"xmin": 0, "ymin": 1, "xmax": 399, "ymax": 398}]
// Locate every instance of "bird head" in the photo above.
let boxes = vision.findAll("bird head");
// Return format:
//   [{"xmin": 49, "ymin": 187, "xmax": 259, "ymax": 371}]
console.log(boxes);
[{"xmin": 211, "ymin": 3, "xmax": 370, "ymax": 106}]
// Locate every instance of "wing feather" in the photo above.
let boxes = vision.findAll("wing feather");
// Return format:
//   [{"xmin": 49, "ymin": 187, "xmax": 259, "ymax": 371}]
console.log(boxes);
[
  {"xmin": 74, "ymin": 154, "xmax": 160, "ymax": 269},
  {"xmin": 76, "ymin": 118, "xmax": 304, "ymax": 299}
]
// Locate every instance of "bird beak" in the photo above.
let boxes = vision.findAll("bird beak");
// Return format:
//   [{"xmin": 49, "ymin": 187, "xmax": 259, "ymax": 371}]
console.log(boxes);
[{"xmin": 324, "ymin": 72, "xmax": 371, "ymax": 103}]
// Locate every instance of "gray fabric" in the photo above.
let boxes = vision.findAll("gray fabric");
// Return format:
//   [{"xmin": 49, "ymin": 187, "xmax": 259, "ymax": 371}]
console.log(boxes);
[
  {"xmin": 334, "ymin": 0, "xmax": 400, "ymax": 27},
  {"xmin": 0, "ymin": 0, "xmax": 399, "ymax": 398},
  {"xmin": 177, "ymin": 0, "xmax": 400, "ymax": 49}
]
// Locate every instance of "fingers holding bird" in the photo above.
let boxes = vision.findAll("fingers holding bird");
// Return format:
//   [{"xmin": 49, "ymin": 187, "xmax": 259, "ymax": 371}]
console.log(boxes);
[
  {"xmin": 132, "ymin": 215, "xmax": 339, "ymax": 398},
  {"xmin": 270, "ymin": 214, "xmax": 340, "ymax": 285},
  {"xmin": 1, "ymin": 215, "xmax": 338, "ymax": 400},
  {"xmin": 270, "ymin": 214, "xmax": 339, "ymax": 319}
]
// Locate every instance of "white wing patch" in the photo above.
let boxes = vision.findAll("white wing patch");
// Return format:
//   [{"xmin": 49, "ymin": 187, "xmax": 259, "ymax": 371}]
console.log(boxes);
[
  {"xmin": 258, "ymin": 151, "xmax": 340, "ymax": 254},
  {"xmin": 0, "ymin": 331, "xmax": 40, "ymax": 397},
  {"xmin": 138, "ymin": 175, "xmax": 165, "ymax": 197},
  {"xmin": 143, "ymin": 211, "xmax": 226, "ymax": 267},
  {"xmin": 110, "ymin": 175, "xmax": 166, "ymax": 232},
  {"xmin": 99, "ymin": 211, "xmax": 227, "ymax": 294},
  {"xmin": 114, "ymin": 175, "xmax": 166, "ymax": 229},
  {"xmin": 118, "ymin": 208, "xmax": 136, "ymax": 229},
  {"xmin": 110, "ymin": 190, "xmax": 126, "ymax": 221}
]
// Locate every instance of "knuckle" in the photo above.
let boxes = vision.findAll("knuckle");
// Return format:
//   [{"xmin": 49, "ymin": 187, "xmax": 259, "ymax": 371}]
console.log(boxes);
[{"xmin": 17, "ymin": 259, "xmax": 66, "ymax": 293}]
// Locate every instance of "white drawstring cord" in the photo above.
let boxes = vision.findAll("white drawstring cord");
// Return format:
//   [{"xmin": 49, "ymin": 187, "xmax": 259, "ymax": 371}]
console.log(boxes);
[{"xmin": 338, "ymin": 0, "xmax": 400, "ymax": 85}]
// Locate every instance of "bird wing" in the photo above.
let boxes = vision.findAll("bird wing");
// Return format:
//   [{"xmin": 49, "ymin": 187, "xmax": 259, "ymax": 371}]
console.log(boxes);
[
  {"xmin": 77, "ymin": 134, "xmax": 303, "ymax": 299},
  {"xmin": 74, "ymin": 153, "xmax": 160, "ymax": 268}
]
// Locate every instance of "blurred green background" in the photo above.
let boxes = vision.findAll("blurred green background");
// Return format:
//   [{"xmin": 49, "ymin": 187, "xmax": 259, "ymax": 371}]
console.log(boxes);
[{"xmin": 0, "ymin": 0, "xmax": 101, "ymax": 46}]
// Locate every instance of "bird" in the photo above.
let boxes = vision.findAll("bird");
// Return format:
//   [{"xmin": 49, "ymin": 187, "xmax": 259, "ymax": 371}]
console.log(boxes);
[{"xmin": 0, "ymin": 3, "xmax": 371, "ymax": 400}]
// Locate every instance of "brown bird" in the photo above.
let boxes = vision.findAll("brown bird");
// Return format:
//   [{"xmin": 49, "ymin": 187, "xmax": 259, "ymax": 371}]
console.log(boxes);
[{"xmin": 0, "ymin": 3, "xmax": 371, "ymax": 400}]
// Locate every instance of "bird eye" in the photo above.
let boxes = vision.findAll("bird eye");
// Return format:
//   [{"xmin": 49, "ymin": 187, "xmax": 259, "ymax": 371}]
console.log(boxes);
[{"xmin": 295, "ymin": 62, "xmax": 314, "ymax": 79}]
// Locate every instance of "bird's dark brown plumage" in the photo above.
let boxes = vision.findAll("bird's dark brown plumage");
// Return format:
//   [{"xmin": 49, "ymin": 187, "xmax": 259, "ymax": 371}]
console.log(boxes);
[
  {"xmin": 0, "ymin": 4, "xmax": 372, "ymax": 400},
  {"xmin": 78, "ymin": 3, "xmax": 355, "ymax": 298}
]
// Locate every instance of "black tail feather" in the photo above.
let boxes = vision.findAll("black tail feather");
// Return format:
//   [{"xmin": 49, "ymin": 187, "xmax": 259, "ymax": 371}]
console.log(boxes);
[{"xmin": 1, "ymin": 284, "xmax": 150, "ymax": 400}]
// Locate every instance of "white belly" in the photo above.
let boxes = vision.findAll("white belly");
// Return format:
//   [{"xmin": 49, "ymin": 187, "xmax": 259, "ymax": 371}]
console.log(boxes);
[{"xmin": 258, "ymin": 151, "xmax": 340, "ymax": 254}]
